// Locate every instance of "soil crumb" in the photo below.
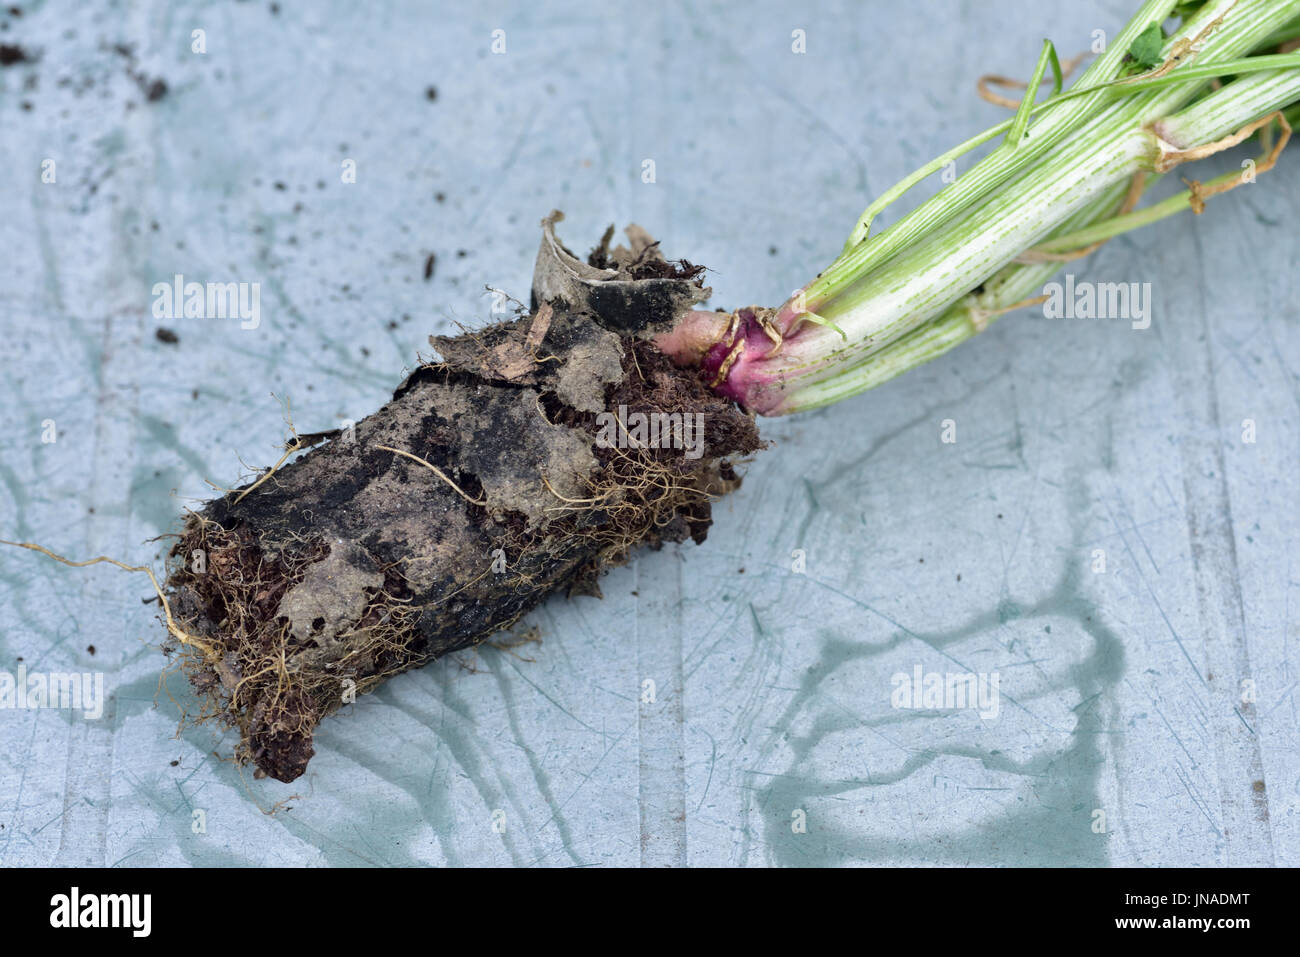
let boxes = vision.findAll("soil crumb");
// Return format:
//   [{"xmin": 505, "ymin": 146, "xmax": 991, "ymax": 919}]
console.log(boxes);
[{"xmin": 0, "ymin": 42, "xmax": 34, "ymax": 66}]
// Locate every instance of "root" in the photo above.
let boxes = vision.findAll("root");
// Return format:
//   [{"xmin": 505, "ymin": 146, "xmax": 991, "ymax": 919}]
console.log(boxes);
[
  {"xmin": 487, "ymin": 624, "xmax": 542, "ymax": 662},
  {"xmin": 230, "ymin": 395, "xmax": 335, "ymax": 505},
  {"xmin": 1017, "ymin": 112, "xmax": 1290, "ymax": 264},
  {"xmin": 374, "ymin": 444, "xmax": 487, "ymax": 505},
  {"xmin": 159, "ymin": 333, "xmax": 756, "ymax": 780},
  {"xmin": 232, "ymin": 439, "xmax": 307, "ymax": 504},
  {"xmin": 163, "ymin": 519, "xmax": 428, "ymax": 780},
  {"xmin": 977, "ymin": 49, "xmax": 1090, "ymax": 110},
  {"xmin": 541, "ymin": 436, "xmax": 726, "ymax": 562},
  {"xmin": 10, "ymin": 213, "xmax": 755, "ymax": 784},
  {"xmin": 1156, "ymin": 110, "xmax": 1290, "ymax": 176},
  {"xmin": 0, "ymin": 539, "xmax": 214, "ymax": 656},
  {"xmin": 968, "ymin": 292, "xmax": 1051, "ymax": 333}
]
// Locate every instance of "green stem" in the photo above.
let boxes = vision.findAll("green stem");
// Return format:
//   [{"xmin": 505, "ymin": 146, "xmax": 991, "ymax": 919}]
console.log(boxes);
[
  {"xmin": 836, "ymin": 0, "xmax": 1181, "ymax": 257},
  {"xmin": 1259, "ymin": 17, "xmax": 1300, "ymax": 48},
  {"xmin": 831, "ymin": 52, "xmax": 1299, "ymax": 259},
  {"xmin": 800, "ymin": 179, "xmax": 1136, "ymax": 404},
  {"xmin": 737, "ymin": 0, "xmax": 1300, "ymax": 415},
  {"xmin": 1006, "ymin": 40, "xmax": 1064, "ymax": 150}
]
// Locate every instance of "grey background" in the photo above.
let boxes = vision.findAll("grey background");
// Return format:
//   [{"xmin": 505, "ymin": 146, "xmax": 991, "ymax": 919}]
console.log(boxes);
[{"xmin": 0, "ymin": 0, "xmax": 1296, "ymax": 866}]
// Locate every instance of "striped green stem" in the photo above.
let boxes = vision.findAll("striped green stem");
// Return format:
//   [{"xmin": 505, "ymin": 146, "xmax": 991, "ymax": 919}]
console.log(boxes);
[{"xmin": 691, "ymin": 0, "xmax": 1300, "ymax": 415}]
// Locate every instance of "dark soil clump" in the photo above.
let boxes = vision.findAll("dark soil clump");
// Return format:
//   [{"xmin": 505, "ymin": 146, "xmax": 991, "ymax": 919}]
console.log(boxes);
[
  {"xmin": 163, "ymin": 216, "xmax": 761, "ymax": 781},
  {"xmin": 0, "ymin": 42, "xmax": 33, "ymax": 66}
]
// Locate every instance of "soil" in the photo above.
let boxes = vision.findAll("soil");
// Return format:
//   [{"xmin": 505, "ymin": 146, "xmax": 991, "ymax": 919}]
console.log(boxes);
[
  {"xmin": 163, "ymin": 217, "xmax": 761, "ymax": 781},
  {"xmin": 0, "ymin": 42, "xmax": 33, "ymax": 66}
]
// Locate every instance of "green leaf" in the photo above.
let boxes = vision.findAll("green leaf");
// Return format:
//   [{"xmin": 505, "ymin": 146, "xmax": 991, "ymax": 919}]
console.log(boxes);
[{"xmin": 1128, "ymin": 22, "xmax": 1166, "ymax": 70}]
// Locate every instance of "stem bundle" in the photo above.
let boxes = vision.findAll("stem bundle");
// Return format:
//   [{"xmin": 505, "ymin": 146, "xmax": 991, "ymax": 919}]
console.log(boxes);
[{"xmin": 677, "ymin": 0, "xmax": 1300, "ymax": 414}]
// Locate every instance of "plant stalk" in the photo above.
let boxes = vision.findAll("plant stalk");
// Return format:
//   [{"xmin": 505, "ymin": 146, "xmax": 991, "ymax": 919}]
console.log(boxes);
[{"xmin": 686, "ymin": 0, "xmax": 1300, "ymax": 414}]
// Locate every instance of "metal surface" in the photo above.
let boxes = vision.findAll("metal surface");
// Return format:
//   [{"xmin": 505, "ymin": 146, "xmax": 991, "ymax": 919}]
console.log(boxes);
[{"xmin": 0, "ymin": 0, "xmax": 1296, "ymax": 866}]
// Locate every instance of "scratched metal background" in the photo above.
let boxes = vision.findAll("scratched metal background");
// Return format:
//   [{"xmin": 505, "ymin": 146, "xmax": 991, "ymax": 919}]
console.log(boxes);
[{"xmin": 1, "ymin": 0, "xmax": 1296, "ymax": 867}]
